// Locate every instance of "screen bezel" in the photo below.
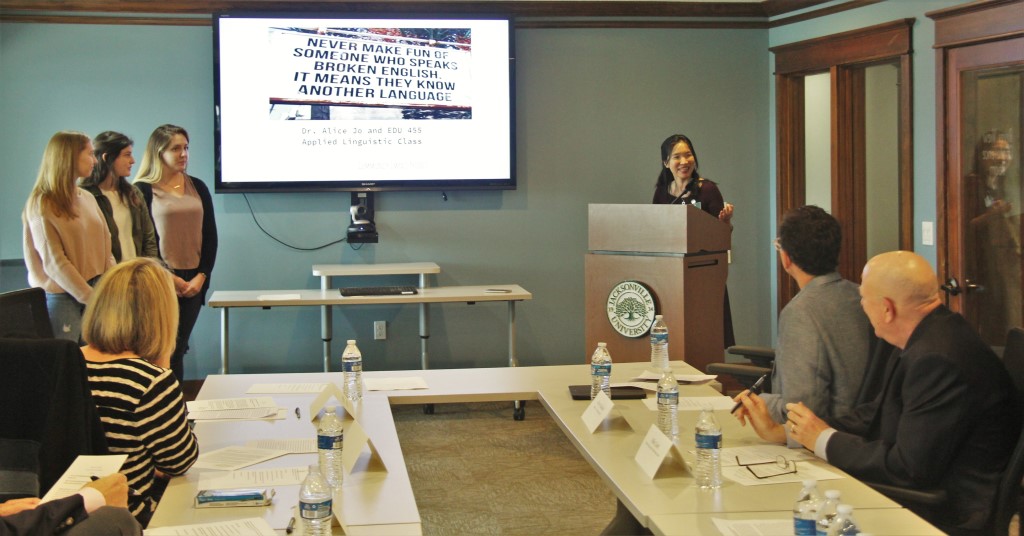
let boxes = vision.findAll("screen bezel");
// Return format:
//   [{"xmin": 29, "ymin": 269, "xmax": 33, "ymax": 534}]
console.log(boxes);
[{"xmin": 212, "ymin": 11, "xmax": 516, "ymax": 193}]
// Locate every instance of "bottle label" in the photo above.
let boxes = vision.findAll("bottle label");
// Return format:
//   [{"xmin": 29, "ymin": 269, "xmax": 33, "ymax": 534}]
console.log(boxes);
[
  {"xmin": 317, "ymin": 434, "xmax": 343, "ymax": 450},
  {"xmin": 591, "ymin": 363, "xmax": 610, "ymax": 377},
  {"xmin": 300, "ymin": 498, "xmax": 332, "ymax": 520},
  {"xmin": 651, "ymin": 333, "xmax": 668, "ymax": 344},
  {"xmin": 343, "ymin": 361, "xmax": 362, "ymax": 373},
  {"xmin": 695, "ymin": 432, "xmax": 721, "ymax": 449},
  {"xmin": 794, "ymin": 518, "xmax": 816, "ymax": 535},
  {"xmin": 657, "ymin": 391, "xmax": 678, "ymax": 405}
]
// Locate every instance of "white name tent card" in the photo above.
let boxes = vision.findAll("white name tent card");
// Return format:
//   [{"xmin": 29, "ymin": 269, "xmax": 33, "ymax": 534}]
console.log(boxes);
[
  {"xmin": 581, "ymin": 390, "xmax": 618, "ymax": 433},
  {"xmin": 342, "ymin": 418, "xmax": 388, "ymax": 474},
  {"xmin": 634, "ymin": 425, "xmax": 687, "ymax": 480},
  {"xmin": 309, "ymin": 383, "xmax": 352, "ymax": 423},
  {"xmin": 187, "ymin": 397, "xmax": 277, "ymax": 412}
]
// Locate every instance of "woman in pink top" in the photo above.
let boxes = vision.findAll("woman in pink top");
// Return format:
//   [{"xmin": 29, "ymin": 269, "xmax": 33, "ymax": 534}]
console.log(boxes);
[
  {"xmin": 22, "ymin": 131, "xmax": 115, "ymax": 341},
  {"xmin": 134, "ymin": 125, "xmax": 218, "ymax": 383}
]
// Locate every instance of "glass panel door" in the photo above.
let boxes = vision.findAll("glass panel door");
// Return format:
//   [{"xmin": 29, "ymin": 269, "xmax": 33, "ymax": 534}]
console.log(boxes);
[{"xmin": 960, "ymin": 64, "xmax": 1023, "ymax": 347}]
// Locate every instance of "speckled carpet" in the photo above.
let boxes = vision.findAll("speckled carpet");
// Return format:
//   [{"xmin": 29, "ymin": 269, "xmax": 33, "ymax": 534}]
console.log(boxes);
[{"xmin": 393, "ymin": 402, "xmax": 617, "ymax": 535}]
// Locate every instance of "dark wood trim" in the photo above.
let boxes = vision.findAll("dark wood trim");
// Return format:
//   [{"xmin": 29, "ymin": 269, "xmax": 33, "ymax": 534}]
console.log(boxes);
[
  {"xmin": 935, "ymin": 46, "xmax": 948, "ymax": 285},
  {"xmin": 928, "ymin": 0, "xmax": 1024, "ymax": 50},
  {"xmin": 0, "ymin": 0, "xmax": 836, "ymax": 24},
  {"xmin": 771, "ymin": 18, "xmax": 913, "ymax": 75},
  {"xmin": 768, "ymin": 0, "xmax": 881, "ymax": 29},
  {"xmin": 775, "ymin": 73, "xmax": 805, "ymax": 312},
  {"xmin": 515, "ymin": 19, "xmax": 768, "ymax": 29},
  {"xmin": 898, "ymin": 53, "xmax": 914, "ymax": 251},
  {"xmin": 0, "ymin": 14, "xmax": 211, "ymax": 25}
]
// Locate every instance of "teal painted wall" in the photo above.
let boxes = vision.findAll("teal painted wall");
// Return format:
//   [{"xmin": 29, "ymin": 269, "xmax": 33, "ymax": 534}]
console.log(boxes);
[{"xmin": 0, "ymin": 23, "xmax": 771, "ymax": 378}]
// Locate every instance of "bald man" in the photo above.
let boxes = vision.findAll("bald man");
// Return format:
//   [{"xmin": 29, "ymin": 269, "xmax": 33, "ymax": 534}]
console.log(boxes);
[{"xmin": 743, "ymin": 251, "xmax": 1019, "ymax": 532}]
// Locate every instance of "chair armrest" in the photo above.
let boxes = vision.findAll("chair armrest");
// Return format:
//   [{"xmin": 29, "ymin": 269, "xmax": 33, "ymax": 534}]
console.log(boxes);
[
  {"xmin": 726, "ymin": 345, "xmax": 776, "ymax": 368},
  {"xmin": 864, "ymin": 481, "xmax": 948, "ymax": 507},
  {"xmin": 706, "ymin": 363, "xmax": 771, "ymax": 391}
]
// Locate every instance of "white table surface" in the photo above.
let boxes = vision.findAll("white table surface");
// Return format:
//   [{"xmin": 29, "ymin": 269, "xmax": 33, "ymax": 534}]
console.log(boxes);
[{"xmin": 151, "ymin": 361, "xmax": 932, "ymax": 535}]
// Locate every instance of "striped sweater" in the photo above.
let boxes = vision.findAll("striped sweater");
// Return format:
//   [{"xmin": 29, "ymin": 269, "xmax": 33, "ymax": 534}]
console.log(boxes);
[{"xmin": 85, "ymin": 358, "xmax": 198, "ymax": 520}]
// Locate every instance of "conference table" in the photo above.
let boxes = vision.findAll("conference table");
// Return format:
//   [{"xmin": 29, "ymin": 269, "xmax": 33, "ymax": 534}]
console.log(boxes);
[{"xmin": 149, "ymin": 361, "xmax": 943, "ymax": 535}]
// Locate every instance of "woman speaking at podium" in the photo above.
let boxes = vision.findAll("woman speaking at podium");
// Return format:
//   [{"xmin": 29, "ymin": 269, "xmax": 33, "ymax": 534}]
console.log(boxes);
[{"xmin": 652, "ymin": 133, "xmax": 736, "ymax": 347}]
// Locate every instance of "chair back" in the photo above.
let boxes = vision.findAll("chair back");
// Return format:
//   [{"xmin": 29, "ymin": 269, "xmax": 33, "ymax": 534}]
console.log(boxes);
[
  {"xmin": 990, "ymin": 327, "xmax": 1024, "ymax": 533},
  {"xmin": 0, "ymin": 287, "xmax": 53, "ymax": 339},
  {"xmin": 0, "ymin": 337, "xmax": 107, "ymax": 496}
]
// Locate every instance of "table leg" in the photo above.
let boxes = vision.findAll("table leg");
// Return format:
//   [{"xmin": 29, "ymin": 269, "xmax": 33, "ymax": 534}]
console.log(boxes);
[
  {"xmin": 510, "ymin": 300, "xmax": 526, "ymax": 420},
  {"xmin": 420, "ymin": 302, "xmax": 430, "ymax": 370},
  {"xmin": 220, "ymin": 307, "xmax": 229, "ymax": 374},
  {"xmin": 322, "ymin": 305, "xmax": 332, "ymax": 373}
]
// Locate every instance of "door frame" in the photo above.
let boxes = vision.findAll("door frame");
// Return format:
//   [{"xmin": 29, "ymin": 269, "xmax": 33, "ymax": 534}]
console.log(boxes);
[{"xmin": 771, "ymin": 19, "xmax": 914, "ymax": 311}]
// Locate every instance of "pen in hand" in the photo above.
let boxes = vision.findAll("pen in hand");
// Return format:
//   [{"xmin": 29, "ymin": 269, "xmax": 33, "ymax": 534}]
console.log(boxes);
[
  {"xmin": 730, "ymin": 372, "xmax": 769, "ymax": 414},
  {"xmin": 90, "ymin": 475, "xmax": 141, "ymax": 497}
]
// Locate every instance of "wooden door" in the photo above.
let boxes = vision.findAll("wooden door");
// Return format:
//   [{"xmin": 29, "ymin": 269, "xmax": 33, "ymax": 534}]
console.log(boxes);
[{"xmin": 932, "ymin": 0, "xmax": 1024, "ymax": 349}]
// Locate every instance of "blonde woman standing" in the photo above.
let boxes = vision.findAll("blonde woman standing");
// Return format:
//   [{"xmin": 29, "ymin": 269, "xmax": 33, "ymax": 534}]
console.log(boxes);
[
  {"xmin": 23, "ymin": 131, "xmax": 115, "ymax": 341},
  {"xmin": 81, "ymin": 257, "xmax": 199, "ymax": 527},
  {"xmin": 134, "ymin": 124, "xmax": 217, "ymax": 383}
]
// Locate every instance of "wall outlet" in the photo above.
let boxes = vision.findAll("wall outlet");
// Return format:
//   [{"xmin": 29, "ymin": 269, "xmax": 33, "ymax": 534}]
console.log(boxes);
[{"xmin": 374, "ymin": 321, "xmax": 387, "ymax": 340}]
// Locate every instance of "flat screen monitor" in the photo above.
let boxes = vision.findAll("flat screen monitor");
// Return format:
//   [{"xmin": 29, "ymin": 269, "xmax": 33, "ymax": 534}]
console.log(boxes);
[{"xmin": 213, "ymin": 13, "xmax": 515, "ymax": 192}]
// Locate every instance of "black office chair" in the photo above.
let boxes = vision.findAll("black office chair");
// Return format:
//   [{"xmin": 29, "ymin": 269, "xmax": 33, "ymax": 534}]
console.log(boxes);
[
  {"xmin": 0, "ymin": 337, "xmax": 108, "ymax": 496},
  {"xmin": 866, "ymin": 327, "xmax": 1024, "ymax": 534},
  {"xmin": 0, "ymin": 287, "xmax": 53, "ymax": 339},
  {"xmin": 706, "ymin": 345, "xmax": 774, "ymax": 393}
]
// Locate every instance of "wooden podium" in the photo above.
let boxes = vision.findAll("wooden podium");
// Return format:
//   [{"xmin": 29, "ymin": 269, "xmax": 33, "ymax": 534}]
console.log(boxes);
[{"xmin": 585, "ymin": 204, "xmax": 730, "ymax": 374}]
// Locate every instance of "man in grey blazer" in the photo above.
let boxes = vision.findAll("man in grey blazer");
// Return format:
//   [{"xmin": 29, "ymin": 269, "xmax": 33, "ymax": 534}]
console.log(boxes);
[{"xmin": 746, "ymin": 205, "xmax": 874, "ymax": 428}]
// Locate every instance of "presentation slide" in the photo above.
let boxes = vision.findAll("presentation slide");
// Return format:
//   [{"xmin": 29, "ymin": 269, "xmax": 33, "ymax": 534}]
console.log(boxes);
[{"xmin": 215, "ymin": 17, "xmax": 513, "ymax": 189}]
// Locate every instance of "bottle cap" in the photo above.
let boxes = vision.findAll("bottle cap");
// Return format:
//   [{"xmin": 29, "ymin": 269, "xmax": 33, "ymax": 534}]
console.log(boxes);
[
  {"xmin": 347, "ymin": 339, "xmax": 356, "ymax": 344},
  {"xmin": 802, "ymin": 479, "xmax": 817, "ymax": 488},
  {"xmin": 836, "ymin": 504, "xmax": 853, "ymax": 514},
  {"xmin": 326, "ymin": 405, "xmax": 336, "ymax": 413},
  {"xmin": 597, "ymin": 342, "xmax": 607, "ymax": 347},
  {"xmin": 655, "ymin": 314, "xmax": 663, "ymax": 319},
  {"xmin": 825, "ymin": 489, "xmax": 841, "ymax": 499}
]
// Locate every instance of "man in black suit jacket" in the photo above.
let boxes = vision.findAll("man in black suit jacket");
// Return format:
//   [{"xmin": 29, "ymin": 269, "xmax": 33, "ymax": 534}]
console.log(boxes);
[
  {"xmin": 783, "ymin": 251, "xmax": 1020, "ymax": 533},
  {"xmin": 0, "ymin": 473, "xmax": 140, "ymax": 535}
]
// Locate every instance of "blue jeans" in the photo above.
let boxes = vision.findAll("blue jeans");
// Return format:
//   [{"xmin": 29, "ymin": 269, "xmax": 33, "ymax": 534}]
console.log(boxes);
[{"xmin": 45, "ymin": 292, "xmax": 85, "ymax": 342}]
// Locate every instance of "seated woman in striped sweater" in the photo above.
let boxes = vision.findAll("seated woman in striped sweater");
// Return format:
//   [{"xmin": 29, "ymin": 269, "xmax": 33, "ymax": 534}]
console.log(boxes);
[{"xmin": 80, "ymin": 257, "xmax": 199, "ymax": 526}]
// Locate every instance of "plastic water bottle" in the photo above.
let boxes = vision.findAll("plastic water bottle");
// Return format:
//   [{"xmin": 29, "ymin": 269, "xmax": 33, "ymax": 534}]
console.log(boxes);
[
  {"xmin": 342, "ymin": 339, "xmax": 363, "ymax": 401},
  {"xmin": 656, "ymin": 368, "xmax": 678, "ymax": 438},
  {"xmin": 694, "ymin": 405, "xmax": 722, "ymax": 489},
  {"xmin": 317, "ymin": 406, "xmax": 344, "ymax": 488},
  {"xmin": 827, "ymin": 504, "xmax": 859, "ymax": 535},
  {"xmin": 815, "ymin": 490, "xmax": 842, "ymax": 535},
  {"xmin": 793, "ymin": 479, "xmax": 823, "ymax": 535},
  {"xmin": 590, "ymin": 342, "xmax": 612, "ymax": 399},
  {"xmin": 299, "ymin": 464, "xmax": 333, "ymax": 536},
  {"xmin": 650, "ymin": 315, "xmax": 669, "ymax": 371}
]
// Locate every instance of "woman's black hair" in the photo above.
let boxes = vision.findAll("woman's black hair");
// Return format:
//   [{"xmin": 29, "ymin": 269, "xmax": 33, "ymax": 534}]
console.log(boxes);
[
  {"xmin": 81, "ymin": 131, "xmax": 140, "ymax": 207},
  {"xmin": 655, "ymin": 133, "xmax": 702, "ymax": 191}
]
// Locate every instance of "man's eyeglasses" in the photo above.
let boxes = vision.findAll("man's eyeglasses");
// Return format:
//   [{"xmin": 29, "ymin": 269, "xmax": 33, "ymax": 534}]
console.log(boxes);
[
  {"xmin": 772, "ymin": 237, "xmax": 782, "ymax": 252},
  {"xmin": 736, "ymin": 455, "xmax": 797, "ymax": 479}
]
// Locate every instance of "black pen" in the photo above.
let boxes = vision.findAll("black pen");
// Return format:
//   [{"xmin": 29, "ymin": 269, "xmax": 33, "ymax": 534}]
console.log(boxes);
[
  {"xmin": 730, "ymin": 372, "xmax": 769, "ymax": 414},
  {"xmin": 286, "ymin": 516, "xmax": 296, "ymax": 534},
  {"xmin": 295, "ymin": 407, "xmax": 301, "ymax": 420},
  {"xmin": 90, "ymin": 475, "xmax": 141, "ymax": 497}
]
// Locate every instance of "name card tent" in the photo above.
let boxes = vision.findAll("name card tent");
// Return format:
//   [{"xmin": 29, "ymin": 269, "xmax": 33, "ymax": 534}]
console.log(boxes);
[{"xmin": 585, "ymin": 204, "xmax": 731, "ymax": 374}]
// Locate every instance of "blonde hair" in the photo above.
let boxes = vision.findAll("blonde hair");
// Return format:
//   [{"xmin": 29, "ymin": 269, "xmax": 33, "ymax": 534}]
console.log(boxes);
[
  {"xmin": 82, "ymin": 258, "xmax": 179, "ymax": 365},
  {"xmin": 133, "ymin": 124, "xmax": 189, "ymax": 185},
  {"xmin": 24, "ymin": 131, "xmax": 91, "ymax": 220}
]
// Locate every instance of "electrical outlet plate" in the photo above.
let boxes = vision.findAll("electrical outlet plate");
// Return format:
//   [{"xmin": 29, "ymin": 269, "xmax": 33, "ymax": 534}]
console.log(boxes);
[{"xmin": 374, "ymin": 321, "xmax": 386, "ymax": 340}]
